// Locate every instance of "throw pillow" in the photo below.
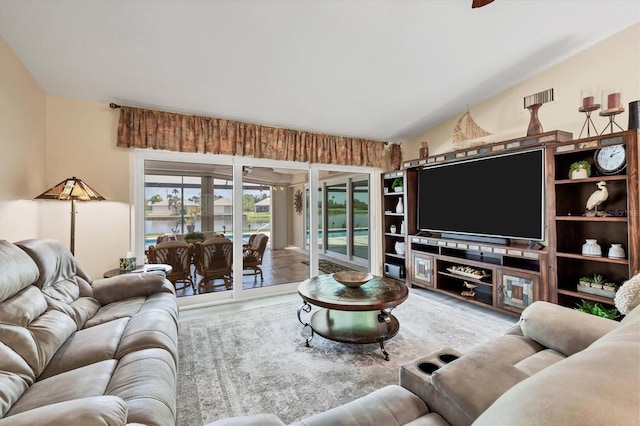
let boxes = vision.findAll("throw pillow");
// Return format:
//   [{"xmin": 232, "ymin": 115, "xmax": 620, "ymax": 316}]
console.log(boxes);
[{"xmin": 614, "ymin": 272, "xmax": 640, "ymax": 315}]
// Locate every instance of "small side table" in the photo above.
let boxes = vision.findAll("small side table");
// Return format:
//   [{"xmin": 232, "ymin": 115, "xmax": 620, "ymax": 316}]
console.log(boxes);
[{"xmin": 103, "ymin": 264, "xmax": 172, "ymax": 278}]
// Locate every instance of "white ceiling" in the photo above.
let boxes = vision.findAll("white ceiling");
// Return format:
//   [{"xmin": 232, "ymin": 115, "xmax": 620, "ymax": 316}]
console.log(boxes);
[{"xmin": 1, "ymin": 0, "xmax": 638, "ymax": 143}]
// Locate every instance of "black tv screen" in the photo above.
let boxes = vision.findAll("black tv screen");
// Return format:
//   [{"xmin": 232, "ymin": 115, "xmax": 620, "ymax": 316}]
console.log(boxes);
[{"xmin": 417, "ymin": 149, "xmax": 545, "ymax": 242}]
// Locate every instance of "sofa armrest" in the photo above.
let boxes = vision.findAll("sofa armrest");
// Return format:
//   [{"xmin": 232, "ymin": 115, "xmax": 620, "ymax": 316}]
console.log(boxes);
[
  {"xmin": 519, "ymin": 301, "xmax": 618, "ymax": 356},
  {"xmin": 0, "ymin": 396, "xmax": 127, "ymax": 425},
  {"xmin": 92, "ymin": 271, "xmax": 173, "ymax": 305}
]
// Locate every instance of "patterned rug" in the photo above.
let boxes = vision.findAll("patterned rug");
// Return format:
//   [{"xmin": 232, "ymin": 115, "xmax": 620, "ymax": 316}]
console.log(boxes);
[
  {"xmin": 176, "ymin": 291, "xmax": 516, "ymax": 425},
  {"xmin": 301, "ymin": 259, "xmax": 356, "ymax": 274}
]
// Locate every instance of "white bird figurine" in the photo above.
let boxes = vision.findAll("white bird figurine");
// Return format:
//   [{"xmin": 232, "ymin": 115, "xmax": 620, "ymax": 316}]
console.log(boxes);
[{"xmin": 585, "ymin": 181, "xmax": 608, "ymax": 215}]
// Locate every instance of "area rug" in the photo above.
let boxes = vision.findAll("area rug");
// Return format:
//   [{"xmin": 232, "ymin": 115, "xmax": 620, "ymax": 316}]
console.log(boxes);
[
  {"xmin": 301, "ymin": 259, "xmax": 356, "ymax": 274},
  {"xmin": 176, "ymin": 291, "xmax": 516, "ymax": 425}
]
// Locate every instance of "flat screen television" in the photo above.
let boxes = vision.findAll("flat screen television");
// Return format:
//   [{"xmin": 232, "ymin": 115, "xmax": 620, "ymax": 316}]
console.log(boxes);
[{"xmin": 417, "ymin": 148, "xmax": 545, "ymax": 244}]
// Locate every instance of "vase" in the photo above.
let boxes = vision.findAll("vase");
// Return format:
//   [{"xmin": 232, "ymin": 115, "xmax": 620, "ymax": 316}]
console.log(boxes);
[
  {"xmin": 419, "ymin": 141, "xmax": 429, "ymax": 159},
  {"xmin": 390, "ymin": 225, "xmax": 397, "ymax": 234},
  {"xmin": 581, "ymin": 239, "xmax": 602, "ymax": 257},
  {"xmin": 395, "ymin": 198, "xmax": 404, "ymax": 214},
  {"xmin": 394, "ymin": 241, "xmax": 405, "ymax": 256},
  {"xmin": 608, "ymin": 244, "xmax": 625, "ymax": 259},
  {"xmin": 526, "ymin": 103, "xmax": 543, "ymax": 136}
]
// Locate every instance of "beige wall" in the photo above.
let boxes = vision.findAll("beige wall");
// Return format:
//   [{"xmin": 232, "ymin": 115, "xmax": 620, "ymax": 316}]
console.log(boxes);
[
  {"xmin": 405, "ymin": 23, "xmax": 640, "ymax": 158},
  {"xmin": 0, "ymin": 37, "xmax": 46, "ymax": 242},
  {"xmin": 43, "ymin": 97, "xmax": 131, "ymax": 277}
]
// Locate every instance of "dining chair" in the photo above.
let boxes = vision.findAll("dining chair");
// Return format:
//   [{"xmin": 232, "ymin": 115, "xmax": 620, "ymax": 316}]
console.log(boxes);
[
  {"xmin": 194, "ymin": 237, "xmax": 233, "ymax": 292},
  {"xmin": 147, "ymin": 240, "xmax": 195, "ymax": 293},
  {"xmin": 243, "ymin": 233, "xmax": 269, "ymax": 282}
]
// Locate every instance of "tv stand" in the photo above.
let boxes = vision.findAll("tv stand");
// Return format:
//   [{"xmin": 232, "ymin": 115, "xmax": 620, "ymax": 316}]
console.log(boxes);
[
  {"xmin": 441, "ymin": 232, "xmax": 509, "ymax": 246},
  {"xmin": 407, "ymin": 235, "xmax": 547, "ymax": 315}
]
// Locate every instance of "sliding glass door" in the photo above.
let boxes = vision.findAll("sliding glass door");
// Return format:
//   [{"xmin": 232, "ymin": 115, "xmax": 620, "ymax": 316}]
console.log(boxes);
[
  {"xmin": 135, "ymin": 151, "xmax": 378, "ymax": 306},
  {"xmin": 352, "ymin": 179, "xmax": 369, "ymax": 261}
]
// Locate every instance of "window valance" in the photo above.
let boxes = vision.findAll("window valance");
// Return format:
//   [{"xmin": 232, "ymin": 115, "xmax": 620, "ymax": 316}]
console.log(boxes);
[{"xmin": 116, "ymin": 106, "xmax": 387, "ymax": 168}]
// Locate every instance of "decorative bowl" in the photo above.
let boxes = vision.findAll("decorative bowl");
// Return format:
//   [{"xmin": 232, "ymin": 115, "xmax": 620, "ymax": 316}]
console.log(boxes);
[{"xmin": 333, "ymin": 271, "xmax": 373, "ymax": 288}]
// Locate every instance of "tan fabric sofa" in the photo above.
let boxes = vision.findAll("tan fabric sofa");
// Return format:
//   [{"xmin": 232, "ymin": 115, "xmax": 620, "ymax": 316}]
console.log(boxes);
[
  {"xmin": 210, "ymin": 299, "xmax": 640, "ymax": 425},
  {"xmin": 0, "ymin": 239, "xmax": 179, "ymax": 426}
]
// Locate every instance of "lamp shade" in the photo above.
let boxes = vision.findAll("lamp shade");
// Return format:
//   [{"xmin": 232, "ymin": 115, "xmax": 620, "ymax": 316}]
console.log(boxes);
[
  {"xmin": 35, "ymin": 177, "xmax": 105, "ymax": 255},
  {"xmin": 35, "ymin": 177, "xmax": 105, "ymax": 201}
]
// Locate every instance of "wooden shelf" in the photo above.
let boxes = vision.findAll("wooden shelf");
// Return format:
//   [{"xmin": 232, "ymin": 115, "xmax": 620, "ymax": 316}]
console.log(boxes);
[
  {"xmin": 557, "ymin": 288, "xmax": 615, "ymax": 305},
  {"xmin": 555, "ymin": 216, "xmax": 628, "ymax": 222},
  {"xmin": 554, "ymin": 175, "xmax": 627, "ymax": 185},
  {"xmin": 556, "ymin": 252, "xmax": 629, "ymax": 264}
]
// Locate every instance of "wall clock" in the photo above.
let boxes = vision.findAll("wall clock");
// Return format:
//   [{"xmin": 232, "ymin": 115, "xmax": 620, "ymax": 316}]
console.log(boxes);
[
  {"xmin": 294, "ymin": 190, "xmax": 303, "ymax": 215},
  {"xmin": 593, "ymin": 144, "xmax": 626, "ymax": 175}
]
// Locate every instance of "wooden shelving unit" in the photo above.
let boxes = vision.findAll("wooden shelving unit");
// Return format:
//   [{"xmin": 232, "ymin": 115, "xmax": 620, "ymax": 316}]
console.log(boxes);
[
  {"xmin": 385, "ymin": 129, "xmax": 638, "ymax": 316},
  {"xmin": 547, "ymin": 130, "xmax": 639, "ymax": 311},
  {"xmin": 381, "ymin": 169, "xmax": 417, "ymax": 281}
]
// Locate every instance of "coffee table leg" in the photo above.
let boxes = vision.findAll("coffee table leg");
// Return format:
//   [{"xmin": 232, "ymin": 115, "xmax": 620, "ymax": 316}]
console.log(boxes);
[
  {"xmin": 297, "ymin": 300, "xmax": 314, "ymax": 347},
  {"xmin": 378, "ymin": 310, "xmax": 393, "ymax": 361}
]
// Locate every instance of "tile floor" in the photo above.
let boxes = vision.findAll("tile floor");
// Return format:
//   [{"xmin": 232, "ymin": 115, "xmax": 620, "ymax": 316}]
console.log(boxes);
[{"xmin": 173, "ymin": 245, "xmax": 365, "ymax": 297}]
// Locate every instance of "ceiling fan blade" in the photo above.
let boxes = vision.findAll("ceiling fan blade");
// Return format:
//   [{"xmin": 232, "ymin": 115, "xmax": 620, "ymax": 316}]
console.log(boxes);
[{"xmin": 472, "ymin": 0, "xmax": 494, "ymax": 8}]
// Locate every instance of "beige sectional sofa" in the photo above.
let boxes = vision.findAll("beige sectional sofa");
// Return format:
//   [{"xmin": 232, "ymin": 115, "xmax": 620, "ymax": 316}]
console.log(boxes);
[
  {"xmin": 0, "ymin": 239, "xmax": 179, "ymax": 426},
  {"xmin": 212, "ymin": 289, "xmax": 640, "ymax": 425}
]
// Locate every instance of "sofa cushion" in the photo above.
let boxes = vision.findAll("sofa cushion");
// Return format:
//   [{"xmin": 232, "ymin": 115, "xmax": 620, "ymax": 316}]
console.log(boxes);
[
  {"xmin": 85, "ymin": 297, "xmax": 148, "ymax": 327},
  {"xmin": 0, "ymin": 343, "xmax": 34, "ymax": 417},
  {"xmin": 39, "ymin": 318, "xmax": 130, "ymax": 380},
  {"xmin": 512, "ymin": 348, "xmax": 565, "ymax": 376},
  {"xmin": 6, "ymin": 360, "xmax": 117, "ymax": 417},
  {"xmin": 86, "ymin": 291, "xmax": 179, "ymax": 328},
  {"xmin": 106, "ymin": 348, "xmax": 176, "ymax": 426},
  {"xmin": 474, "ymin": 305, "xmax": 640, "ymax": 425},
  {"xmin": 0, "ymin": 240, "xmax": 39, "ymax": 303},
  {"xmin": 116, "ymin": 309, "xmax": 178, "ymax": 362},
  {"xmin": 0, "ymin": 396, "xmax": 128, "ymax": 426},
  {"xmin": 0, "ymin": 309, "xmax": 76, "ymax": 378}
]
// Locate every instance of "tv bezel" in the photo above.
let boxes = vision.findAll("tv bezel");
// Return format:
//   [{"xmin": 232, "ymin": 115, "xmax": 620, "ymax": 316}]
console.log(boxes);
[{"xmin": 416, "ymin": 148, "xmax": 546, "ymax": 243}]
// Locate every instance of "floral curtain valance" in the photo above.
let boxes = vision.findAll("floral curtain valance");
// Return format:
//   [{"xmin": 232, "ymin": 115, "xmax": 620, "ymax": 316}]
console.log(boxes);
[{"xmin": 116, "ymin": 106, "xmax": 387, "ymax": 168}]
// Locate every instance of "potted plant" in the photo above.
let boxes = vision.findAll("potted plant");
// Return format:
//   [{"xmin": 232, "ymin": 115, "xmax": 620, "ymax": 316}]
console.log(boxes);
[
  {"xmin": 590, "ymin": 274, "xmax": 604, "ymax": 289},
  {"xmin": 603, "ymin": 282, "xmax": 617, "ymax": 293},
  {"xmin": 392, "ymin": 178, "xmax": 403, "ymax": 192},
  {"xmin": 575, "ymin": 299, "xmax": 619, "ymax": 320},
  {"xmin": 569, "ymin": 160, "xmax": 591, "ymax": 179},
  {"xmin": 578, "ymin": 276, "xmax": 593, "ymax": 287}
]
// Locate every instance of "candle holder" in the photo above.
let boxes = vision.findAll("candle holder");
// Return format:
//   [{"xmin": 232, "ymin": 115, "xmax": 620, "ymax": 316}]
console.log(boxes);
[
  {"xmin": 578, "ymin": 87, "xmax": 600, "ymax": 138},
  {"xmin": 599, "ymin": 88, "xmax": 625, "ymax": 134}
]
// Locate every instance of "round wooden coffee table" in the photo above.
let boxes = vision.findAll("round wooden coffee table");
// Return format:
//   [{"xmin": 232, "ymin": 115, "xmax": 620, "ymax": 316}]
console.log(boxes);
[{"xmin": 297, "ymin": 274, "xmax": 408, "ymax": 360}]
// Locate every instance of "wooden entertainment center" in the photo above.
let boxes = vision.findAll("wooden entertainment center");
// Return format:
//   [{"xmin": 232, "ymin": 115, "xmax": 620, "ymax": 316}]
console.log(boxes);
[{"xmin": 382, "ymin": 129, "xmax": 639, "ymax": 316}]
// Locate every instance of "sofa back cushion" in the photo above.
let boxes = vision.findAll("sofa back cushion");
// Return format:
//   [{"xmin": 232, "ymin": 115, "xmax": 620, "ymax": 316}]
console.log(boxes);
[
  {"xmin": 0, "ymin": 240, "xmax": 77, "ymax": 417},
  {"xmin": 0, "ymin": 240, "xmax": 39, "ymax": 303},
  {"xmin": 16, "ymin": 239, "xmax": 100, "ymax": 328}
]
